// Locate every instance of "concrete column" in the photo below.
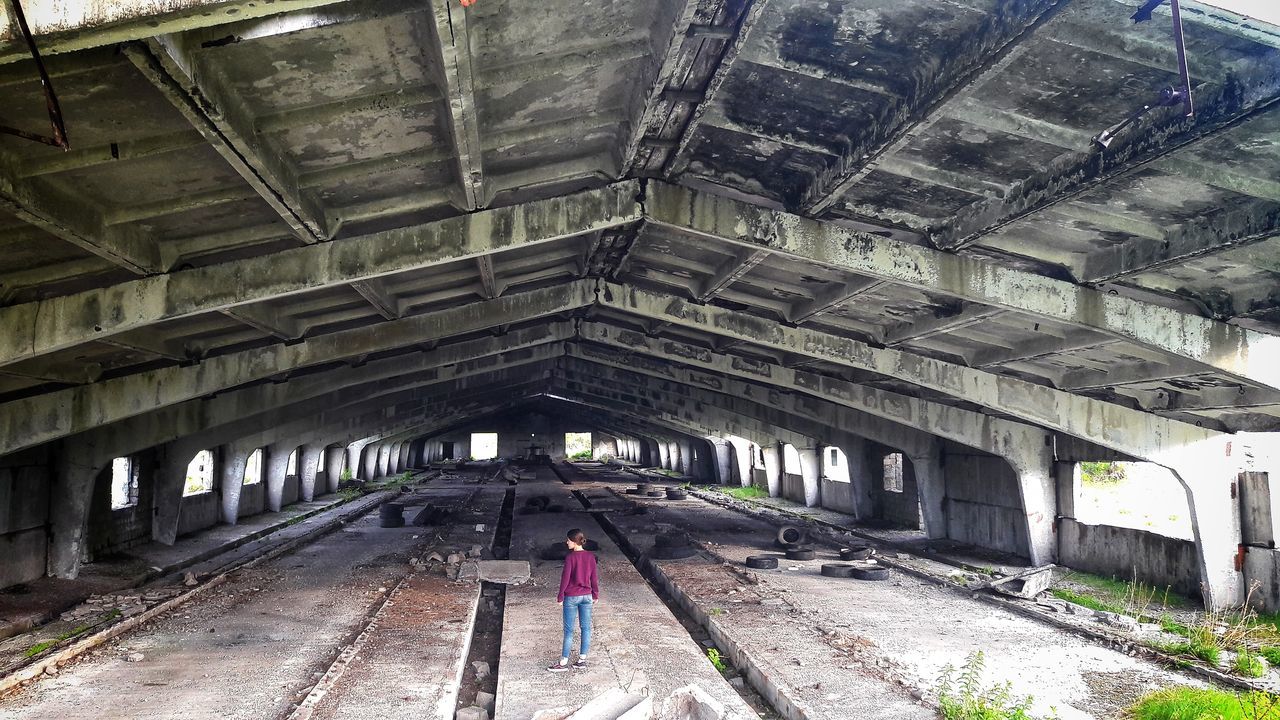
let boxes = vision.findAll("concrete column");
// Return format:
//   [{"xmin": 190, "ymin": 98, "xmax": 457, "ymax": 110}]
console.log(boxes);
[
  {"xmin": 326, "ymin": 445, "xmax": 346, "ymax": 492},
  {"xmin": 153, "ymin": 441, "xmax": 201, "ymax": 544},
  {"xmin": 677, "ymin": 440, "xmax": 691, "ymax": 476},
  {"xmin": 908, "ymin": 448, "xmax": 947, "ymax": 540},
  {"xmin": 1055, "ymin": 461, "xmax": 1079, "ymax": 520},
  {"xmin": 299, "ymin": 444, "xmax": 324, "ymax": 502},
  {"xmin": 1170, "ymin": 460, "xmax": 1245, "ymax": 609},
  {"xmin": 727, "ymin": 440, "xmax": 752, "ymax": 487},
  {"xmin": 361, "ymin": 442, "xmax": 379, "ymax": 480},
  {"xmin": 658, "ymin": 442, "xmax": 670, "ymax": 469},
  {"xmin": 399, "ymin": 441, "xmax": 412, "ymax": 472},
  {"xmin": 799, "ymin": 445, "xmax": 822, "ymax": 508},
  {"xmin": 48, "ymin": 453, "xmax": 103, "ymax": 578},
  {"xmin": 264, "ymin": 442, "xmax": 294, "ymax": 512},
  {"xmin": 713, "ymin": 441, "xmax": 733, "ymax": 485},
  {"xmin": 761, "ymin": 444, "xmax": 781, "ymax": 497},
  {"xmin": 1006, "ymin": 448, "xmax": 1057, "ymax": 566},
  {"xmin": 219, "ymin": 442, "xmax": 254, "ymax": 525},
  {"xmin": 844, "ymin": 437, "xmax": 877, "ymax": 520}
]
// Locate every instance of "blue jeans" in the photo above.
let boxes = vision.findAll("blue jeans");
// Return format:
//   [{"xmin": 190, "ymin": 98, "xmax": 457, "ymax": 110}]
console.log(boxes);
[{"xmin": 561, "ymin": 595, "xmax": 593, "ymax": 658}]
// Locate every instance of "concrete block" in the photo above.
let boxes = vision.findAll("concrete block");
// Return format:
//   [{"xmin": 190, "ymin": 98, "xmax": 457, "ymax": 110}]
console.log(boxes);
[
  {"xmin": 456, "ymin": 707, "xmax": 489, "ymax": 720},
  {"xmin": 458, "ymin": 560, "xmax": 531, "ymax": 585},
  {"xmin": 475, "ymin": 690, "xmax": 496, "ymax": 712},
  {"xmin": 566, "ymin": 688, "xmax": 650, "ymax": 720},
  {"xmin": 656, "ymin": 685, "xmax": 734, "ymax": 720}
]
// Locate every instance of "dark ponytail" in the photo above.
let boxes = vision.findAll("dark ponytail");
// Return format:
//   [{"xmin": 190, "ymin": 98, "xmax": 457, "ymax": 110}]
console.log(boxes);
[{"xmin": 567, "ymin": 528, "xmax": 586, "ymax": 545}]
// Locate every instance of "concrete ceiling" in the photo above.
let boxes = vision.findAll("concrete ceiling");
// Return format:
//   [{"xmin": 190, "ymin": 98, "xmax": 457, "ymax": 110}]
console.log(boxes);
[{"xmin": 1, "ymin": 0, "xmax": 1278, "ymax": 461}]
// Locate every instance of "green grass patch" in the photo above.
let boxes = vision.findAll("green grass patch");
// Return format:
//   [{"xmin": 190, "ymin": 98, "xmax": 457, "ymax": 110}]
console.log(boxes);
[
  {"xmin": 1130, "ymin": 687, "xmax": 1280, "ymax": 720},
  {"xmin": 1157, "ymin": 640, "xmax": 1221, "ymax": 666},
  {"xmin": 706, "ymin": 647, "xmax": 728, "ymax": 675},
  {"xmin": 937, "ymin": 651, "xmax": 1056, "ymax": 720},
  {"xmin": 1236, "ymin": 649, "xmax": 1267, "ymax": 678},
  {"xmin": 716, "ymin": 485, "xmax": 769, "ymax": 500},
  {"xmin": 23, "ymin": 641, "xmax": 55, "ymax": 658},
  {"xmin": 1260, "ymin": 646, "xmax": 1280, "ymax": 667},
  {"xmin": 1050, "ymin": 588, "xmax": 1125, "ymax": 615}
]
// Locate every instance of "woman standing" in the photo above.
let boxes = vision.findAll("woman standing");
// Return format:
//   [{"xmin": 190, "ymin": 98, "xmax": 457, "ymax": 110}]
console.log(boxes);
[{"xmin": 548, "ymin": 528, "xmax": 599, "ymax": 672}]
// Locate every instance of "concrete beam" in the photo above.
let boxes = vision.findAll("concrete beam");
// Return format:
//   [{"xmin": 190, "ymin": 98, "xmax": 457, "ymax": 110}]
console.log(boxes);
[
  {"xmin": 617, "ymin": 0, "xmax": 699, "ymax": 176},
  {"xmin": 697, "ymin": 249, "xmax": 768, "ymax": 302},
  {"xmin": 476, "ymin": 255, "xmax": 497, "ymax": 300},
  {"xmin": 0, "ymin": 283, "xmax": 591, "ymax": 455},
  {"xmin": 350, "ymin": 279, "xmax": 401, "ymax": 320},
  {"xmin": 646, "ymin": 182, "xmax": 1280, "ymax": 392},
  {"xmin": 17, "ymin": 130, "xmax": 206, "ymax": 178},
  {"xmin": 798, "ymin": 0, "xmax": 1067, "ymax": 215},
  {"xmin": 426, "ymin": 0, "xmax": 485, "ymax": 210},
  {"xmin": 0, "ymin": 182, "xmax": 637, "ymax": 368},
  {"xmin": 787, "ymin": 278, "xmax": 885, "ymax": 325},
  {"xmin": 595, "ymin": 281, "xmax": 1228, "ymax": 466},
  {"xmin": 220, "ymin": 305, "xmax": 303, "ymax": 341},
  {"xmin": 881, "ymin": 304, "xmax": 1004, "ymax": 347},
  {"xmin": 932, "ymin": 60, "xmax": 1280, "ymax": 251},
  {"xmin": 0, "ymin": 156, "xmax": 160, "ymax": 275},
  {"xmin": 123, "ymin": 38, "xmax": 330, "ymax": 242},
  {"xmin": 1080, "ymin": 201, "xmax": 1280, "ymax": 283},
  {"xmin": 664, "ymin": 0, "xmax": 772, "ymax": 177},
  {"xmin": 0, "ymin": 0, "xmax": 354, "ymax": 64}
]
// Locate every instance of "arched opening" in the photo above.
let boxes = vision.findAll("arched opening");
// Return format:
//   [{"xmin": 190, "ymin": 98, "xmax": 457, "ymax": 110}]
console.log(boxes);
[
  {"xmin": 110, "ymin": 456, "xmax": 139, "ymax": 510},
  {"xmin": 565, "ymin": 432, "xmax": 592, "ymax": 460},
  {"xmin": 823, "ymin": 446, "xmax": 850, "ymax": 483},
  {"xmin": 286, "ymin": 448, "xmax": 299, "ymax": 477},
  {"xmin": 471, "ymin": 432, "xmax": 498, "ymax": 460},
  {"xmin": 243, "ymin": 448, "xmax": 263, "ymax": 485},
  {"xmin": 183, "ymin": 450, "xmax": 215, "ymax": 496}
]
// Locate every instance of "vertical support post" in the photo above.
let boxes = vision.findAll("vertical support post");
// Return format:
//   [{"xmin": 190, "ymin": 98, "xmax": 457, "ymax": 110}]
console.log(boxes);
[
  {"xmin": 1170, "ymin": 458, "xmax": 1245, "ymax": 609},
  {"xmin": 300, "ymin": 444, "xmax": 324, "ymax": 502},
  {"xmin": 1006, "ymin": 445, "xmax": 1058, "ymax": 566},
  {"xmin": 153, "ymin": 441, "xmax": 200, "ymax": 544},
  {"xmin": 799, "ymin": 445, "xmax": 822, "ymax": 508},
  {"xmin": 713, "ymin": 440, "xmax": 733, "ymax": 486},
  {"xmin": 909, "ymin": 446, "xmax": 948, "ymax": 540},
  {"xmin": 264, "ymin": 442, "xmax": 294, "ymax": 512},
  {"xmin": 48, "ymin": 449, "xmax": 103, "ymax": 579},
  {"xmin": 761, "ymin": 444, "xmax": 781, "ymax": 497},
  {"xmin": 219, "ymin": 442, "xmax": 253, "ymax": 526}
]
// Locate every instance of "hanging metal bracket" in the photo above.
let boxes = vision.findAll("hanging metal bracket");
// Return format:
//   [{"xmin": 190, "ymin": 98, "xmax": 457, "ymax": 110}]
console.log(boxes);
[{"xmin": 0, "ymin": 0, "xmax": 70, "ymax": 149}]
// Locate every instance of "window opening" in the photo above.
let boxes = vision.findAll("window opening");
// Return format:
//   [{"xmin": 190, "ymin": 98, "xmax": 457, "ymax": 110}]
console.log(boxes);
[
  {"xmin": 782, "ymin": 444, "xmax": 801, "ymax": 474},
  {"xmin": 110, "ymin": 456, "xmax": 138, "ymax": 509},
  {"xmin": 244, "ymin": 448, "xmax": 263, "ymax": 485},
  {"xmin": 287, "ymin": 449, "xmax": 298, "ymax": 476},
  {"xmin": 471, "ymin": 432, "xmax": 498, "ymax": 460},
  {"xmin": 565, "ymin": 432, "xmax": 592, "ymax": 460},
  {"xmin": 883, "ymin": 453, "xmax": 904, "ymax": 493},
  {"xmin": 184, "ymin": 450, "xmax": 214, "ymax": 496}
]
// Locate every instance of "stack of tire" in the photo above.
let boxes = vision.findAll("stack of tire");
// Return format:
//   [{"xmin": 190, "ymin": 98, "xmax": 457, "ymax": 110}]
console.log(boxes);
[
  {"xmin": 744, "ymin": 525, "xmax": 888, "ymax": 581},
  {"xmin": 379, "ymin": 502, "xmax": 406, "ymax": 528},
  {"xmin": 665, "ymin": 487, "xmax": 688, "ymax": 500},
  {"xmin": 650, "ymin": 531, "xmax": 698, "ymax": 560}
]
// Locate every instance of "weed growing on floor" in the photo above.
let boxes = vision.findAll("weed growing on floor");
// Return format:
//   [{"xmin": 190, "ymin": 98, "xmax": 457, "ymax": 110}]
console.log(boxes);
[
  {"xmin": 1237, "ymin": 649, "xmax": 1267, "ymax": 678},
  {"xmin": 709, "ymin": 607, "xmax": 724, "ymax": 616},
  {"xmin": 337, "ymin": 487, "xmax": 363, "ymax": 502},
  {"xmin": 568, "ymin": 450, "xmax": 592, "ymax": 460},
  {"xmin": 1130, "ymin": 687, "xmax": 1280, "ymax": 720},
  {"xmin": 706, "ymin": 647, "xmax": 728, "ymax": 675},
  {"xmin": 23, "ymin": 640, "xmax": 55, "ymax": 658},
  {"xmin": 1049, "ymin": 589, "xmax": 1124, "ymax": 615},
  {"xmin": 339, "ymin": 468, "xmax": 354, "ymax": 482},
  {"xmin": 717, "ymin": 485, "xmax": 768, "ymax": 500},
  {"xmin": 937, "ymin": 652, "xmax": 1057, "ymax": 720},
  {"xmin": 1260, "ymin": 647, "xmax": 1280, "ymax": 667}
]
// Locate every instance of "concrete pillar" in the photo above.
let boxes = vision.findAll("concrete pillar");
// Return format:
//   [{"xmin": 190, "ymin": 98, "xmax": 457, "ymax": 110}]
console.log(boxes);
[
  {"xmin": 218, "ymin": 442, "xmax": 256, "ymax": 525},
  {"xmin": 909, "ymin": 448, "xmax": 947, "ymax": 540},
  {"xmin": 1055, "ymin": 461, "xmax": 1079, "ymax": 520},
  {"xmin": 326, "ymin": 445, "xmax": 346, "ymax": 492},
  {"xmin": 844, "ymin": 437, "xmax": 877, "ymax": 520},
  {"xmin": 299, "ymin": 444, "xmax": 324, "ymax": 502},
  {"xmin": 658, "ymin": 442, "xmax": 670, "ymax": 470},
  {"xmin": 713, "ymin": 441, "xmax": 733, "ymax": 486},
  {"xmin": 48, "ymin": 453, "xmax": 103, "ymax": 578},
  {"xmin": 761, "ymin": 445, "xmax": 781, "ymax": 497},
  {"xmin": 361, "ymin": 442, "xmax": 379, "ymax": 480},
  {"xmin": 153, "ymin": 441, "xmax": 200, "ymax": 545},
  {"xmin": 265, "ymin": 443, "xmax": 296, "ymax": 512},
  {"xmin": 399, "ymin": 441, "xmax": 412, "ymax": 472},
  {"xmin": 727, "ymin": 440, "xmax": 752, "ymax": 487},
  {"xmin": 799, "ymin": 445, "xmax": 822, "ymax": 508},
  {"xmin": 1171, "ymin": 459, "xmax": 1245, "ymax": 609},
  {"xmin": 1006, "ymin": 448, "xmax": 1057, "ymax": 567},
  {"xmin": 677, "ymin": 440, "xmax": 691, "ymax": 476}
]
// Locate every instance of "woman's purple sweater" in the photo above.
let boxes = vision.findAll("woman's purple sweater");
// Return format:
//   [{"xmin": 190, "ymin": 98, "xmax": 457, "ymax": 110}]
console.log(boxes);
[{"xmin": 558, "ymin": 550, "xmax": 599, "ymax": 602}]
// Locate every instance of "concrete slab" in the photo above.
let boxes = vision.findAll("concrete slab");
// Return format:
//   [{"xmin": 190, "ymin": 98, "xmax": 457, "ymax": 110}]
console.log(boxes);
[
  {"xmin": 495, "ymin": 469, "xmax": 754, "ymax": 720},
  {"xmin": 577, "ymin": 465, "xmax": 1204, "ymax": 720},
  {"xmin": 0, "ymin": 495, "xmax": 349, "ymax": 642},
  {"xmin": 0, "ymin": 477, "xmax": 499, "ymax": 719}
]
